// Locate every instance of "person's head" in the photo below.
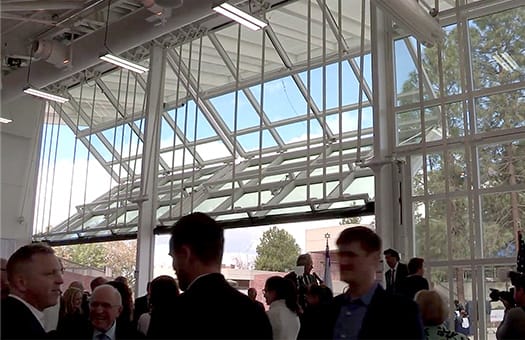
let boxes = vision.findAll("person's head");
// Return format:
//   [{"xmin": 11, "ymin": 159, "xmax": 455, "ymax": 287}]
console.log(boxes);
[
  {"xmin": 149, "ymin": 275, "xmax": 179, "ymax": 310},
  {"xmin": 306, "ymin": 284, "xmax": 333, "ymax": 306},
  {"xmin": 63, "ymin": 287, "xmax": 83, "ymax": 315},
  {"xmin": 247, "ymin": 287, "xmax": 257, "ymax": 300},
  {"xmin": 264, "ymin": 276, "xmax": 299, "ymax": 314},
  {"xmin": 408, "ymin": 257, "xmax": 425, "ymax": 276},
  {"xmin": 383, "ymin": 248, "xmax": 400, "ymax": 269},
  {"xmin": 90, "ymin": 284, "xmax": 122, "ymax": 332},
  {"xmin": 337, "ymin": 226, "xmax": 381, "ymax": 289},
  {"xmin": 169, "ymin": 212, "xmax": 224, "ymax": 290},
  {"xmin": 414, "ymin": 290, "xmax": 448, "ymax": 326},
  {"xmin": 6, "ymin": 243, "xmax": 63, "ymax": 311},
  {"xmin": 90, "ymin": 276, "xmax": 108, "ymax": 292},
  {"xmin": 1, "ymin": 258, "xmax": 9, "ymax": 300},
  {"xmin": 107, "ymin": 280, "xmax": 133, "ymax": 323},
  {"xmin": 297, "ymin": 254, "xmax": 314, "ymax": 275},
  {"xmin": 68, "ymin": 281, "xmax": 84, "ymax": 291},
  {"xmin": 114, "ymin": 276, "xmax": 129, "ymax": 287},
  {"xmin": 509, "ymin": 271, "xmax": 525, "ymax": 306}
]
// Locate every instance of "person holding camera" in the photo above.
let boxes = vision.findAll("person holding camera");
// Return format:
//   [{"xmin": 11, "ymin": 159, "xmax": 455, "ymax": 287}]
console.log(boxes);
[{"xmin": 496, "ymin": 271, "xmax": 525, "ymax": 340}]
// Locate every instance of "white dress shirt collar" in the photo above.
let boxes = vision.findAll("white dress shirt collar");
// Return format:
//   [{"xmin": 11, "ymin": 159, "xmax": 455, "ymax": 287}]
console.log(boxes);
[{"xmin": 93, "ymin": 320, "xmax": 117, "ymax": 340}]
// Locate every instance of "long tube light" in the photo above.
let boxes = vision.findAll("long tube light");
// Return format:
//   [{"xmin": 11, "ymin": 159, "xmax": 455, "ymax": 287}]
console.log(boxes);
[
  {"xmin": 100, "ymin": 53, "xmax": 149, "ymax": 74},
  {"xmin": 213, "ymin": 3, "xmax": 267, "ymax": 31},
  {"xmin": 500, "ymin": 52, "xmax": 519, "ymax": 70},
  {"xmin": 23, "ymin": 87, "xmax": 69, "ymax": 103},
  {"xmin": 0, "ymin": 117, "xmax": 13, "ymax": 124}
]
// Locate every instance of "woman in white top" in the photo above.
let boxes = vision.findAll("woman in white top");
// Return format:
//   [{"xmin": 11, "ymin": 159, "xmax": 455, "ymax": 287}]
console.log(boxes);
[{"xmin": 264, "ymin": 276, "xmax": 301, "ymax": 340}]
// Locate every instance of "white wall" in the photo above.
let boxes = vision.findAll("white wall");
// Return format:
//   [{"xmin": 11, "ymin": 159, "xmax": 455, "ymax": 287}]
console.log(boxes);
[{"xmin": 0, "ymin": 95, "xmax": 45, "ymax": 256}]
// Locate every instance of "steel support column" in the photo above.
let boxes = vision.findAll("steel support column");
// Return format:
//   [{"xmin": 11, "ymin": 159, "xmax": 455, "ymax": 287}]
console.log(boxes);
[
  {"xmin": 135, "ymin": 45, "xmax": 166, "ymax": 296},
  {"xmin": 369, "ymin": 3, "xmax": 402, "ymax": 255}
]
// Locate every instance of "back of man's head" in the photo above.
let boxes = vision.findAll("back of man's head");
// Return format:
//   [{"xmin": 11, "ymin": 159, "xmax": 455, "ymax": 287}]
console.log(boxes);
[
  {"xmin": 336, "ymin": 226, "xmax": 381, "ymax": 253},
  {"xmin": 90, "ymin": 276, "xmax": 108, "ymax": 292},
  {"xmin": 408, "ymin": 257, "xmax": 424, "ymax": 275},
  {"xmin": 170, "ymin": 212, "xmax": 224, "ymax": 265}
]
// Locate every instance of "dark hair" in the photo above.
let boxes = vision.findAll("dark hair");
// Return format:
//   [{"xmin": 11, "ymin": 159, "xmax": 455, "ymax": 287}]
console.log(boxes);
[
  {"xmin": 408, "ymin": 257, "xmax": 424, "ymax": 275},
  {"xmin": 509, "ymin": 271, "xmax": 525, "ymax": 289},
  {"xmin": 265, "ymin": 276, "xmax": 299, "ymax": 314},
  {"xmin": 170, "ymin": 212, "xmax": 224, "ymax": 264},
  {"xmin": 107, "ymin": 280, "xmax": 133, "ymax": 325},
  {"xmin": 149, "ymin": 275, "xmax": 179, "ymax": 310},
  {"xmin": 296, "ymin": 254, "xmax": 312, "ymax": 266},
  {"xmin": 337, "ymin": 227, "xmax": 381, "ymax": 254},
  {"xmin": 6, "ymin": 243, "xmax": 56, "ymax": 282},
  {"xmin": 90, "ymin": 276, "xmax": 108, "ymax": 292},
  {"xmin": 383, "ymin": 248, "xmax": 400, "ymax": 261},
  {"xmin": 307, "ymin": 284, "xmax": 333, "ymax": 305}
]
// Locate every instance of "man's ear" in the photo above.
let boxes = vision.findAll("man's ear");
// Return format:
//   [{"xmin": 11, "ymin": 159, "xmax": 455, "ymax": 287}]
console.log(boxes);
[
  {"xmin": 9, "ymin": 272, "xmax": 28, "ymax": 292},
  {"xmin": 179, "ymin": 245, "xmax": 193, "ymax": 263},
  {"xmin": 116, "ymin": 305, "xmax": 123, "ymax": 317}
]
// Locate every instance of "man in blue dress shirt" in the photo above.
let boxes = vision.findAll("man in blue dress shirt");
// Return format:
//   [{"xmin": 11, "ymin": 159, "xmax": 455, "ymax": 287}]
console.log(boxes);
[{"xmin": 332, "ymin": 226, "xmax": 424, "ymax": 340}]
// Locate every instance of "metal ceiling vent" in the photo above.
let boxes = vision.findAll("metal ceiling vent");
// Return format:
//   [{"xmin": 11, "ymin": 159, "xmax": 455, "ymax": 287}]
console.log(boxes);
[{"xmin": 33, "ymin": 40, "xmax": 70, "ymax": 68}]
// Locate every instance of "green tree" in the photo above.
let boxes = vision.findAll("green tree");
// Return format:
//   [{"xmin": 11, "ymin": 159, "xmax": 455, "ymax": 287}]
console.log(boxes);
[
  {"xmin": 55, "ymin": 240, "xmax": 137, "ymax": 289},
  {"xmin": 254, "ymin": 226, "xmax": 300, "ymax": 272}
]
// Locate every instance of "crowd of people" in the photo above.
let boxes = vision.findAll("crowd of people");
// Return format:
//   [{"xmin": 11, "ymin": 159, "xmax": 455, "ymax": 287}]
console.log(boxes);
[{"xmin": 1, "ymin": 212, "xmax": 524, "ymax": 340}]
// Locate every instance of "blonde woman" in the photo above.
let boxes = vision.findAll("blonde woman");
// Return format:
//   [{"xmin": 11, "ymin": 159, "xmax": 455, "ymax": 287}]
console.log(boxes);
[
  {"xmin": 57, "ymin": 287, "xmax": 89, "ymax": 336},
  {"xmin": 415, "ymin": 290, "xmax": 468, "ymax": 340}
]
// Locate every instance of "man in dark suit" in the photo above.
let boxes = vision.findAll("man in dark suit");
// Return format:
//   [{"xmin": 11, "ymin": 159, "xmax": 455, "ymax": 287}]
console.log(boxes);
[
  {"xmin": 148, "ymin": 212, "xmax": 272, "ymax": 339},
  {"xmin": 133, "ymin": 282, "xmax": 150, "ymax": 324},
  {"xmin": 332, "ymin": 227, "xmax": 423, "ymax": 339},
  {"xmin": 383, "ymin": 248, "xmax": 409, "ymax": 294},
  {"xmin": 1, "ymin": 243, "xmax": 64, "ymax": 339},
  {"xmin": 284, "ymin": 253, "xmax": 322, "ymax": 310}
]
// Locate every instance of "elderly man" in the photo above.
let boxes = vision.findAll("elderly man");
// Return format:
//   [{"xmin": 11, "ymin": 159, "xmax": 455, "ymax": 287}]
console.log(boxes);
[
  {"xmin": 333, "ymin": 227, "xmax": 423, "ymax": 339},
  {"xmin": 284, "ymin": 253, "xmax": 322, "ymax": 310},
  {"xmin": 148, "ymin": 212, "xmax": 272, "ymax": 339},
  {"xmin": 1, "ymin": 243, "xmax": 64, "ymax": 339}
]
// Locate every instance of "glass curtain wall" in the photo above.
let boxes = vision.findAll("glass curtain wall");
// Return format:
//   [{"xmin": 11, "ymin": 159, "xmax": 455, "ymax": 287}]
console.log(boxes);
[{"xmin": 395, "ymin": 3, "xmax": 525, "ymax": 339}]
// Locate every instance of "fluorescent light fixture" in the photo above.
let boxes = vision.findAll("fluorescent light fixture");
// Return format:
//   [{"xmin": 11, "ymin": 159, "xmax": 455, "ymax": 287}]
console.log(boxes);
[
  {"xmin": 23, "ymin": 87, "xmax": 69, "ymax": 103},
  {"xmin": 100, "ymin": 53, "xmax": 149, "ymax": 74},
  {"xmin": 493, "ymin": 53, "xmax": 513, "ymax": 72},
  {"xmin": 0, "ymin": 117, "xmax": 13, "ymax": 124},
  {"xmin": 374, "ymin": 0, "xmax": 444, "ymax": 46},
  {"xmin": 213, "ymin": 3, "xmax": 267, "ymax": 31},
  {"xmin": 500, "ymin": 52, "xmax": 519, "ymax": 70}
]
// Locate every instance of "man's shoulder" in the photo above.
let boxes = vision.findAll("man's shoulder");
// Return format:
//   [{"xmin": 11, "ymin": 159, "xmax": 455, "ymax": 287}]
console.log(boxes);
[{"xmin": 506, "ymin": 306, "xmax": 525, "ymax": 318}]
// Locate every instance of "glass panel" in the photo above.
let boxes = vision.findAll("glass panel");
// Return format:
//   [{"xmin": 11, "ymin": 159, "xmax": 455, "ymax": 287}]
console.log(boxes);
[
  {"xmin": 449, "ymin": 196, "xmax": 470, "ymax": 259},
  {"xmin": 160, "ymin": 149, "xmax": 195, "ymax": 167},
  {"xmin": 116, "ymin": 210, "xmax": 139, "ymax": 224},
  {"xmin": 394, "ymin": 37, "xmax": 419, "ymax": 106},
  {"xmin": 414, "ymin": 200, "xmax": 447, "ymax": 260},
  {"xmin": 299, "ymin": 61, "xmax": 366, "ymax": 110},
  {"xmin": 234, "ymin": 191, "xmax": 272, "ymax": 208},
  {"xmin": 447, "ymin": 149, "xmax": 467, "ymax": 192},
  {"xmin": 478, "ymin": 139, "xmax": 525, "ymax": 189},
  {"xmin": 326, "ymin": 107, "xmax": 373, "ymax": 134},
  {"xmin": 194, "ymin": 197, "xmax": 228, "ymax": 213},
  {"xmin": 344, "ymin": 176, "xmax": 375, "ymax": 199},
  {"xmin": 164, "ymin": 57, "xmax": 188, "ymax": 104},
  {"xmin": 237, "ymin": 130, "xmax": 277, "ymax": 152},
  {"xmin": 195, "ymin": 141, "xmax": 231, "ymax": 162},
  {"xmin": 251, "ymin": 77, "xmax": 306, "ymax": 122},
  {"xmin": 396, "ymin": 109, "xmax": 421, "ymax": 145},
  {"xmin": 275, "ymin": 120, "xmax": 323, "ymax": 144},
  {"xmin": 426, "ymin": 152, "xmax": 445, "ymax": 195},
  {"xmin": 445, "ymin": 101, "xmax": 466, "ymax": 138},
  {"xmin": 485, "ymin": 264, "xmax": 515, "ymax": 338},
  {"xmin": 210, "ymin": 90, "xmax": 261, "ymax": 131},
  {"xmin": 470, "ymin": 8, "xmax": 525, "ymax": 90},
  {"xmin": 475, "ymin": 89, "xmax": 525, "ymax": 133},
  {"xmin": 481, "ymin": 192, "xmax": 523, "ymax": 258}
]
